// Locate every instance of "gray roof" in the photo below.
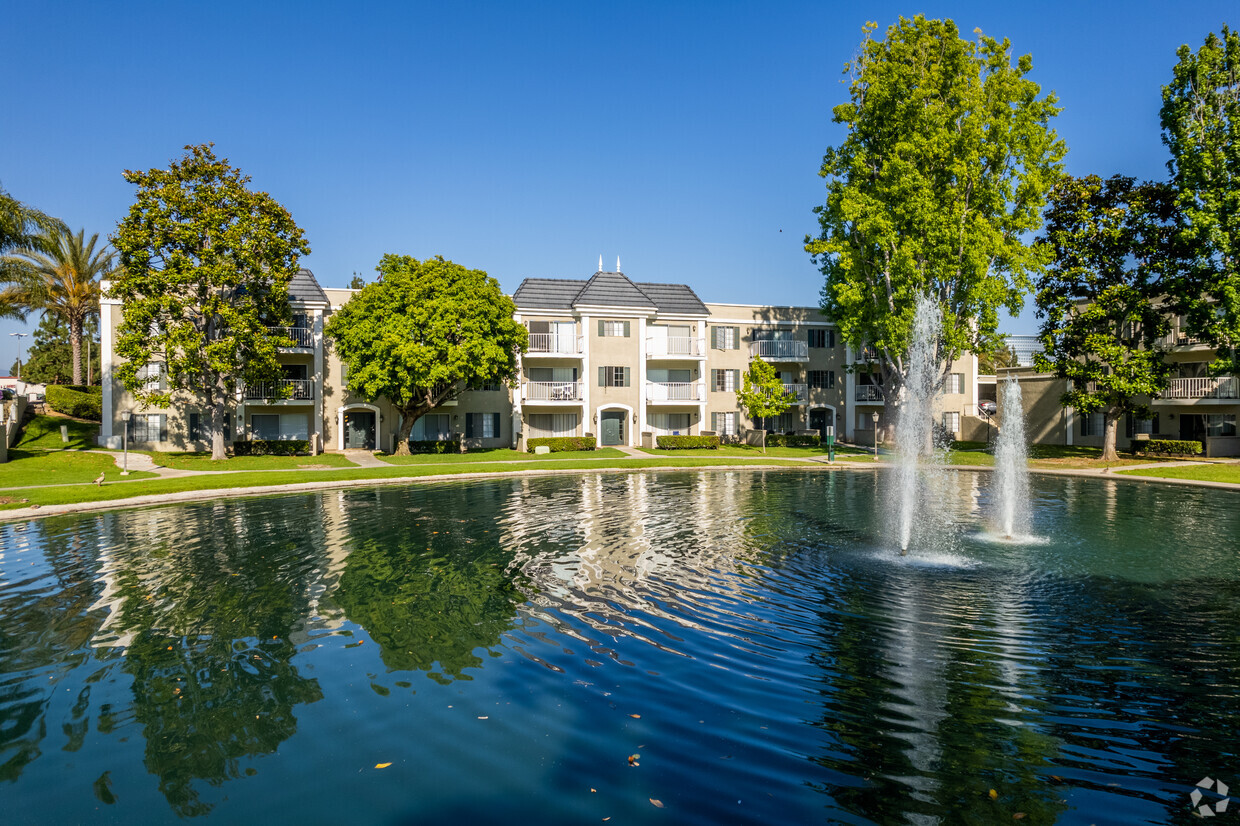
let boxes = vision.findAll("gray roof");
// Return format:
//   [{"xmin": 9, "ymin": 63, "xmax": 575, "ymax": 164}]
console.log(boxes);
[
  {"xmin": 512, "ymin": 271, "xmax": 708, "ymax": 315},
  {"xmin": 289, "ymin": 268, "xmax": 329, "ymax": 305}
]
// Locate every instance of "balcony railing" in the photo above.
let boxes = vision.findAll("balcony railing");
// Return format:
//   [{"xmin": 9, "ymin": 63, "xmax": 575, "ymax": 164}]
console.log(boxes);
[
  {"xmin": 244, "ymin": 379, "xmax": 314, "ymax": 401},
  {"xmin": 523, "ymin": 381, "xmax": 584, "ymax": 402},
  {"xmin": 857, "ymin": 344, "xmax": 880, "ymax": 361},
  {"xmin": 781, "ymin": 383, "xmax": 808, "ymax": 404},
  {"xmin": 749, "ymin": 339, "xmax": 809, "ymax": 361},
  {"xmin": 526, "ymin": 333, "xmax": 583, "ymax": 356},
  {"xmin": 646, "ymin": 381, "xmax": 704, "ymax": 402},
  {"xmin": 267, "ymin": 326, "xmax": 313, "ymax": 348},
  {"xmin": 856, "ymin": 384, "xmax": 884, "ymax": 402},
  {"xmin": 646, "ymin": 336, "xmax": 702, "ymax": 358},
  {"xmin": 1162, "ymin": 376, "xmax": 1239, "ymax": 399}
]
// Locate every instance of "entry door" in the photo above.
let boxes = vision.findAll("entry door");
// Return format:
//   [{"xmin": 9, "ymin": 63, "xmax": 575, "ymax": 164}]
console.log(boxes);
[
  {"xmin": 345, "ymin": 411, "xmax": 375, "ymax": 450},
  {"xmin": 601, "ymin": 411, "xmax": 625, "ymax": 446},
  {"xmin": 1180, "ymin": 414, "xmax": 1206, "ymax": 443},
  {"xmin": 810, "ymin": 409, "xmax": 832, "ymax": 438}
]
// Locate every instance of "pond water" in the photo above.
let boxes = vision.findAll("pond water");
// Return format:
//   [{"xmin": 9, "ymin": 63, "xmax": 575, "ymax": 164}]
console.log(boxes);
[{"xmin": 2, "ymin": 470, "xmax": 1239, "ymax": 824}]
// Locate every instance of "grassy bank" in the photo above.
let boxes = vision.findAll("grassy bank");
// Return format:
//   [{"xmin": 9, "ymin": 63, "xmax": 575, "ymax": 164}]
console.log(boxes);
[
  {"xmin": 147, "ymin": 451, "xmax": 358, "ymax": 471},
  {"xmin": 0, "ymin": 449, "xmax": 157, "ymax": 489},
  {"xmin": 638, "ymin": 444, "xmax": 876, "ymax": 460},
  {"xmin": 15, "ymin": 414, "xmax": 101, "ymax": 450},
  {"xmin": 1117, "ymin": 464, "xmax": 1240, "ymax": 484},
  {"xmin": 377, "ymin": 447, "xmax": 628, "ymax": 465}
]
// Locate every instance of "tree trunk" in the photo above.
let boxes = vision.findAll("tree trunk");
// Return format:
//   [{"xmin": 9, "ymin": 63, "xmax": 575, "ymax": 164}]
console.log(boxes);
[
  {"xmin": 761, "ymin": 430, "xmax": 766, "ymax": 453},
  {"xmin": 393, "ymin": 408, "xmax": 419, "ymax": 455},
  {"xmin": 1101, "ymin": 412, "xmax": 1120, "ymax": 463},
  {"xmin": 69, "ymin": 320, "xmax": 83, "ymax": 386}
]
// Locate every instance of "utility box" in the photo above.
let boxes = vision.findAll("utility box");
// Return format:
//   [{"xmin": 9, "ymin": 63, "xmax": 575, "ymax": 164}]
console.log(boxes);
[{"xmin": 825, "ymin": 426, "xmax": 835, "ymax": 463}]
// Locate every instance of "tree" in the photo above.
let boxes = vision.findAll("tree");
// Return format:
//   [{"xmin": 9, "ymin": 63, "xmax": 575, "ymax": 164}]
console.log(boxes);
[
  {"xmin": 347, "ymin": 271, "xmax": 366, "ymax": 289},
  {"xmin": 807, "ymin": 16, "xmax": 1065, "ymax": 404},
  {"xmin": 110, "ymin": 144, "xmax": 310, "ymax": 459},
  {"xmin": 325, "ymin": 255, "xmax": 526, "ymax": 454},
  {"xmin": 3, "ymin": 227, "xmax": 112, "ymax": 384},
  {"xmin": 735, "ymin": 358, "xmax": 795, "ymax": 453},
  {"xmin": 0, "ymin": 182, "xmax": 64, "ymax": 320},
  {"xmin": 1160, "ymin": 26, "xmax": 1240, "ymax": 370},
  {"xmin": 1034, "ymin": 175, "xmax": 1178, "ymax": 461},
  {"xmin": 977, "ymin": 341, "xmax": 1019, "ymax": 374},
  {"xmin": 12, "ymin": 314, "xmax": 100, "ymax": 385}
]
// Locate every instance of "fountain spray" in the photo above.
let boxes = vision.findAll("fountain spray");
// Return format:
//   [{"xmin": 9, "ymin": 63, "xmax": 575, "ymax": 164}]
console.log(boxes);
[
  {"xmin": 993, "ymin": 375, "xmax": 1032, "ymax": 540},
  {"xmin": 894, "ymin": 294, "xmax": 944, "ymax": 554}
]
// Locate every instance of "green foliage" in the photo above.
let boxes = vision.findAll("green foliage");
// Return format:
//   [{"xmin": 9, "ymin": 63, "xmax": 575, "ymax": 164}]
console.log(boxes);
[
  {"xmin": 808, "ymin": 16, "xmax": 1065, "ymax": 391},
  {"xmin": 1035, "ymin": 175, "xmax": 1177, "ymax": 460},
  {"xmin": 764, "ymin": 433, "xmax": 821, "ymax": 447},
  {"xmin": 45, "ymin": 384, "xmax": 101, "ymax": 420},
  {"xmin": 977, "ymin": 342, "xmax": 1019, "ymax": 374},
  {"xmin": 0, "ymin": 183, "xmax": 65, "ymax": 319},
  {"xmin": 527, "ymin": 436, "xmax": 596, "ymax": 452},
  {"xmin": 1131, "ymin": 439, "xmax": 1203, "ymax": 456},
  {"xmin": 110, "ymin": 144, "xmax": 310, "ymax": 459},
  {"xmin": 231, "ymin": 439, "xmax": 310, "ymax": 456},
  {"xmin": 656, "ymin": 434, "xmax": 720, "ymax": 449},
  {"xmin": 1161, "ymin": 26, "xmax": 1240, "ymax": 369},
  {"xmin": 407, "ymin": 439, "xmax": 461, "ymax": 454},
  {"xmin": 736, "ymin": 358, "xmax": 794, "ymax": 451},
  {"xmin": 325, "ymin": 255, "xmax": 526, "ymax": 455},
  {"xmin": 12, "ymin": 314, "xmax": 99, "ymax": 385}
]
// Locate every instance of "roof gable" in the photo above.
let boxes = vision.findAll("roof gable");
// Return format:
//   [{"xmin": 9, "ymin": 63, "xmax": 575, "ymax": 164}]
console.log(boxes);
[
  {"xmin": 573, "ymin": 271, "xmax": 657, "ymax": 309},
  {"xmin": 289, "ymin": 268, "xmax": 329, "ymax": 305}
]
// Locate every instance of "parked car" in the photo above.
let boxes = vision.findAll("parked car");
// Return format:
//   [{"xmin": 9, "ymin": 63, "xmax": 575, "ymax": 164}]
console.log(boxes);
[{"xmin": 978, "ymin": 400, "xmax": 997, "ymax": 416}]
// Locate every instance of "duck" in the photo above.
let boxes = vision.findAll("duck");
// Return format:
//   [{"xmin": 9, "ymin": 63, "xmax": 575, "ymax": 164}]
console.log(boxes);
[{"xmin": 94, "ymin": 472, "xmax": 106, "ymax": 486}]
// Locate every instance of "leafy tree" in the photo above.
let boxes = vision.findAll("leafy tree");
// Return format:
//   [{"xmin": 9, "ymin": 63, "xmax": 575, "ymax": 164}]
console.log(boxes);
[
  {"xmin": 807, "ymin": 16, "xmax": 1065, "ymax": 403},
  {"xmin": 735, "ymin": 358, "xmax": 795, "ymax": 453},
  {"xmin": 11, "ymin": 314, "xmax": 100, "ymax": 385},
  {"xmin": 1160, "ymin": 26, "xmax": 1240, "ymax": 370},
  {"xmin": 0, "ymin": 183, "xmax": 63, "ymax": 320},
  {"xmin": 2, "ymin": 227, "xmax": 112, "ymax": 384},
  {"xmin": 325, "ymin": 255, "xmax": 526, "ymax": 455},
  {"xmin": 1035, "ymin": 175, "xmax": 1178, "ymax": 461},
  {"xmin": 977, "ymin": 341, "xmax": 1019, "ymax": 374},
  {"xmin": 347, "ymin": 271, "xmax": 365, "ymax": 289},
  {"xmin": 110, "ymin": 144, "xmax": 310, "ymax": 459}
]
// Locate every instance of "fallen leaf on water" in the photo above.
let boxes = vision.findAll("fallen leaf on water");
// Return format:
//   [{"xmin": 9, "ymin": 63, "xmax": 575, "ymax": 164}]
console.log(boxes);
[
  {"xmin": 989, "ymin": 789, "xmax": 998, "ymax": 800},
  {"xmin": 590, "ymin": 788, "xmax": 597, "ymax": 793},
  {"xmin": 374, "ymin": 763, "xmax": 391, "ymax": 769},
  {"xmin": 478, "ymin": 716, "xmax": 488, "ymax": 720},
  {"xmin": 602, "ymin": 818, "xmax": 610, "ymax": 822},
  {"xmin": 1013, "ymin": 814, "xmax": 1027, "ymax": 820},
  {"xmin": 650, "ymin": 799, "xmax": 664, "ymax": 808},
  {"xmin": 628, "ymin": 754, "xmax": 640, "ymax": 765},
  {"xmin": 630, "ymin": 714, "xmax": 641, "ymax": 719}
]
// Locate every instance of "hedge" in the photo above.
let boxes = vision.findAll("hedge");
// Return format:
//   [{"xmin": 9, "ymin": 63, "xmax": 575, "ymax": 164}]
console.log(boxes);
[
  {"xmin": 233, "ymin": 439, "xmax": 311, "ymax": 456},
  {"xmin": 45, "ymin": 385, "xmax": 102, "ymax": 421},
  {"xmin": 408, "ymin": 439, "xmax": 461, "ymax": 454},
  {"xmin": 527, "ymin": 436, "xmax": 596, "ymax": 452},
  {"xmin": 764, "ymin": 433, "xmax": 820, "ymax": 448},
  {"xmin": 656, "ymin": 435, "xmax": 720, "ymax": 450},
  {"xmin": 1132, "ymin": 439, "xmax": 1203, "ymax": 456}
]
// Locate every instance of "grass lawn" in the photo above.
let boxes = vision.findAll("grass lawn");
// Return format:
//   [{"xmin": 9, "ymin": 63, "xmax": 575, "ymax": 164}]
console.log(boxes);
[
  {"xmin": 377, "ymin": 447, "xmax": 628, "ymax": 465},
  {"xmin": 15, "ymin": 414, "xmax": 101, "ymax": 450},
  {"xmin": 946, "ymin": 441, "xmax": 1173, "ymax": 470},
  {"xmin": 147, "ymin": 451, "xmax": 359, "ymax": 471},
  {"xmin": 1116, "ymin": 464, "xmax": 1240, "ymax": 484},
  {"xmin": 638, "ymin": 444, "xmax": 876, "ymax": 461},
  {"xmin": 0, "ymin": 449, "xmax": 157, "ymax": 491}
]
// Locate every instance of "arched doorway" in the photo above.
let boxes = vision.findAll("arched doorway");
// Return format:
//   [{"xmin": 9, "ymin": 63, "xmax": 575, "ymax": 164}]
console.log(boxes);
[
  {"xmin": 338, "ymin": 404, "xmax": 379, "ymax": 450},
  {"xmin": 809, "ymin": 406, "xmax": 836, "ymax": 440}
]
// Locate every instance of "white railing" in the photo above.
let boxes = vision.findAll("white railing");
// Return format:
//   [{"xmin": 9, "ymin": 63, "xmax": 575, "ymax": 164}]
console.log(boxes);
[
  {"xmin": 856, "ymin": 384, "xmax": 884, "ymax": 402},
  {"xmin": 646, "ymin": 381, "xmax": 704, "ymax": 402},
  {"xmin": 523, "ymin": 381, "xmax": 583, "ymax": 401},
  {"xmin": 646, "ymin": 336, "xmax": 702, "ymax": 358},
  {"xmin": 526, "ymin": 333, "xmax": 583, "ymax": 356},
  {"xmin": 782, "ymin": 383, "xmax": 808, "ymax": 403},
  {"xmin": 1163, "ymin": 376, "xmax": 1239, "ymax": 399},
  {"xmin": 749, "ymin": 339, "xmax": 809, "ymax": 360},
  {"xmin": 267, "ymin": 326, "xmax": 313, "ymax": 348},
  {"xmin": 244, "ymin": 379, "xmax": 314, "ymax": 400}
]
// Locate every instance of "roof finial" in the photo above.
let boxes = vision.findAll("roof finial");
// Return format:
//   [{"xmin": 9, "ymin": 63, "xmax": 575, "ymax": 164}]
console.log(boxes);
[
  {"xmin": 598, "ymin": 254, "xmax": 603, "ymax": 273},
  {"xmin": 616, "ymin": 256, "xmax": 621, "ymax": 273}
]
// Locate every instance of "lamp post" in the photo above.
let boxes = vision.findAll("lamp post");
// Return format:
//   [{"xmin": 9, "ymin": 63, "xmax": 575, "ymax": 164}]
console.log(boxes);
[
  {"xmin": 120, "ymin": 410, "xmax": 131, "ymax": 475},
  {"xmin": 10, "ymin": 332, "xmax": 27, "ymax": 384},
  {"xmin": 872, "ymin": 411, "xmax": 880, "ymax": 459}
]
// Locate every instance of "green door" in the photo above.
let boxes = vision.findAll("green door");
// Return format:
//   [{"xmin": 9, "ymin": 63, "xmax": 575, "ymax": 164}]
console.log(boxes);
[
  {"xmin": 344, "ymin": 411, "xmax": 375, "ymax": 450},
  {"xmin": 601, "ymin": 411, "xmax": 625, "ymax": 446}
]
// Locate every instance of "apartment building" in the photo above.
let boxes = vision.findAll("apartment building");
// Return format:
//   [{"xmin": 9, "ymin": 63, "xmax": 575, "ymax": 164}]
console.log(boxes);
[{"xmin": 99, "ymin": 267, "xmax": 986, "ymax": 452}]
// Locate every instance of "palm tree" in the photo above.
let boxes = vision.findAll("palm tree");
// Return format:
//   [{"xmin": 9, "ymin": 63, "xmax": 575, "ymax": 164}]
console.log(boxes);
[
  {"xmin": 0, "ymin": 183, "xmax": 64, "ymax": 322},
  {"xmin": 4, "ymin": 227, "xmax": 114, "ymax": 385}
]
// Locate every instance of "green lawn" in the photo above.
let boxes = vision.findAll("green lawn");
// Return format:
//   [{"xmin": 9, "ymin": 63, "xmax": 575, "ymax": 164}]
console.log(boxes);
[
  {"xmin": 946, "ymin": 441, "xmax": 1174, "ymax": 470},
  {"xmin": 377, "ymin": 447, "xmax": 628, "ymax": 465},
  {"xmin": 638, "ymin": 444, "xmax": 876, "ymax": 461},
  {"xmin": 147, "ymin": 451, "xmax": 359, "ymax": 471},
  {"xmin": 0, "ymin": 449, "xmax": 157, "ymax": 491},
  {"xmin": 14, "ymin": 415, "xmax": 101, "ymax": 450},
  {"xmin": 1117, "ymin": 464, "xmax": 1240, "ymax": 484}
]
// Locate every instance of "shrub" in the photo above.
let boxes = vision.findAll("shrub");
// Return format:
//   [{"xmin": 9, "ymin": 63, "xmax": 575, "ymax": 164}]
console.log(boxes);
[
  {"xmin": 232, "ymin": 439, "xmax": 311, "ymax": 456},
  {"xmin": 527, "ymin": 436, "xmax": 596, "ymax": 452},
  {"xmin": 408, "ymin": 439, "xmax": 461, "ymax": 454},
  {"xmin": 764, "ymin": 433, "xmax": 820, "ymax": 448},
  {"xmin": 656, "ymin": 435, "xmax": 720, "ymax": 449},
  {"xmin": 1132, "ymin": 439, "xmax": 1203, "ymax": 456},
  {"xmin": 45, "ymin": 385, "xmax": 101, "ymax": 420}
]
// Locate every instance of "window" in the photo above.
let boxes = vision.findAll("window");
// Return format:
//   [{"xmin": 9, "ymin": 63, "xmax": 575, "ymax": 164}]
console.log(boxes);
[
  {"xmin": 598, "ymin": 366, "xmax": 630, "ymax": 387},
  {"xmin": 755, "ymin": 413, "xmax": 798, "ymax": 433},
  {"xmin": 475, "ymin": 383, "xmax": 502, "ymax": 392},
  {"xmin": 1079, "ymin": 412, "xmax": 1103, "ymax": 437},
  {"xmin": 711, "ymin": 326, "xmax": 739, "ymax": 350},
  {"xmin": 340, "ymin": 363, "xmax": 349, "ymax": 389},
  {"xmin": 808, "ymin": 329, "xmax": 826, "ymax": 348},
  {"xmin": 189, "ymin": 412, "xmax": 231, "ymax": 442},
  {"xmin": 598, "ymin": 320, "xmax": 630, "ymax": 337},
  {"xmin": 711, "ymin": 411, "xmax": 737, "ymax": 435},
  {"xmin": 412, "ymin": 414, "xmax": 452, "ymax": 441},
  {"xmin": 808, "ymin": 370, "xmax": 835, "ymax": 389},
  {"xmin": 945, "ymin": 373, "xmax": 964, "ymax": 394},
  {"xmin": 1207, "ymin": 414, "xmax": 1237, "ymax": 437},
  {"xmin": 527, "ymin": 413, "xmax": 578, "ymax": 438},
  {"xmin": 649, "ymin": 412, "xmax": 691, "ymax": 435},
  {"xmin": 466, "ymin": 412, "xmax": 501, "ymax": 439},
  {"xmin": 711, "ymin": 369, "xmax": 739, "ymax": 392},
  {"xmin": 1125, "ymin": 413, "xmax": 1157, "ymax": 438},
  {"xmin": 129, "ymin": 413, "xmax": 166, "ymax": 443},
  {"xmin": 139, "ymin": 362, "xmax": 163, "ymax": 392},
  {"xmin": 941, "ymin": 411, "xmax": 961, "ymax": 434}
]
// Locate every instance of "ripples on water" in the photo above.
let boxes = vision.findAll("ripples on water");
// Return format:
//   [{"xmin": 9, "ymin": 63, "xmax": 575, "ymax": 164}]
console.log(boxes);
[{"xmin": 2, "ymin": 470, "xmax": 1239, "ymax": 824}]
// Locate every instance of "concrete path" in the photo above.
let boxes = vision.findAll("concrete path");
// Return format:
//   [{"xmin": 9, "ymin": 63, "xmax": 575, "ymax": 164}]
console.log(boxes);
[
  {"xmin": 341, "ymin": 450, "xmax": 389, "ymax": 468},
  {"xmin": 87, "ymin": 449, "xmax": 203, "ymax": 478}
]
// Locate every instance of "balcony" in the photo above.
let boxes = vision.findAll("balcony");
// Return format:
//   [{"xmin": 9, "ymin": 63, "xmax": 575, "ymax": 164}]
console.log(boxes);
[
  {"xmin": 781, "ymin": 383, "xmax": 808, "ymax": 404},
  {"xmin": 646, "ymin": 336, "xmax": 703, "ymax": 359},
  {"xmin": 857, "ymin": 344, "xmax": 880, "ymax": 361},
  {"xmin": 856, "ymin": 384, "xmax": 884, "ymax": 403},
  {"xmin": 522, "ymin": 381, "xmax": 584, "ymax": 402},
  {"xmin": 646, "ymin": 381, "xmax": 705, "ymax": 404},
  {"xmin": 1162, "ymin": 376, "xmax": 1239, "ymax": 400},
  {"xmin": 526, "ymin": 333, "xmax": 583, "ymax": 357},
  {"xmin": 749, "ymin": 340, "xmax": 809, "ymax": 361},
  {"xmin": 244, "ymin": 379, "xmax": 314, "ymax": 401},
  {"xmin": 267, "ymin": 326, "xmax": 314, "ymax": 349}
]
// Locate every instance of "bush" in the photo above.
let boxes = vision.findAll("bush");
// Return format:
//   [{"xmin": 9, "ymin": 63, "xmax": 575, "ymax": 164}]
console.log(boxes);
[
  {"xmin": 45, "ymin": 385, "xmax": 101, "ymax": 420},
  {"xmin": 656, "ymin": 435, "xmax": 720, "ymax": 449},
  {"xmin": 408, "ymin": 439, "xmax": 461, "ymax": 454},
  {"xmin": 232, "ymin": 439, "xmax": 310, "ymax": 456},
  {"xmin": 527, "ymin": 436, "xmax": 596, "ymax": 452},
  {"xmin": 1132, "ymin": 439, "xmax": 1203, "ymax": 456},
  {"xmin": 764, "ymin": 433, "xmax": 820, "ymax": 448}
]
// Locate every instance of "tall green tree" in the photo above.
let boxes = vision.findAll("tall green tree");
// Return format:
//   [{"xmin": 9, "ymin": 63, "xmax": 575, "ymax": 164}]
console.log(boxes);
[
  {"xmin": 1160, "ymin": 25, "xmax": 1240, "ymax": 370},
  {"xmin": 734, "ymin": 358, "xmax": 795, "ymax": 453},
  {"xmin": 110, "ymin": 144, "xmax": 310, "ymax": 459},
  {"xmin": 807, "ymin": 16, "xmax": 1065, "ymax": 403},
  {"xmin": 0, "ymin": 183, "xmax": 64, "ymax": 320},
  {"xmin": 11, "ymin": 314, "xmax": 100, "ymax": 385},
  {"xmin": 3, "ymin": 227, "xmax": 112, "ymax": 384},
  {"xmin": 1035, "ymin": 175, "xmax": 1178, "ymax": 461},
  {"xmin": 325, "ymin": 255, "xmax": 526, "ymax": 454}
]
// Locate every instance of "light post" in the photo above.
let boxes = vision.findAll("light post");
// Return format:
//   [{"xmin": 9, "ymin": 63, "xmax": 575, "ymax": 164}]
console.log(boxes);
[
  {"xmin": 10, "ymin": 332, "xmax": 27, "ymax": 384},
  {"xmin": 872, "ymin": 411, "xmax": 880, "ymax": 459},
  {"xmin": 120, "ymin": 410, "xmax": 131, "ymax": 475}
]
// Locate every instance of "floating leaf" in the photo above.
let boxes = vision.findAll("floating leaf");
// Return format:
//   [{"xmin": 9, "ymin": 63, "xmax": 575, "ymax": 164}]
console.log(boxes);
[
  {"xmin": 590, "ymin": 788, "xmax": 597, "ymax": 793},
  {"xmin": 650, "ymin": 799, "xmax": 664, "ymax": 808},
  {"xmin": 989, "ymin": 789, "xmax": 998, "ymax": 800},
  {"xmin": 630, "ymin": 714, "xmax": 641, "ymax": 719},
  {"xmin": 628, "ymin": 754, "xmax": 640, "ymax": 765},
  {"xmin": 1013, "ymin": 814, "xmax": 1027, "ymax": 820},
  {"xmin": 375, "ymin": 763, "xmax": 391, "ymax": 769},
  {"xmin": 478, "ymin": 716, "xmax": 489, "ymax": 720}
]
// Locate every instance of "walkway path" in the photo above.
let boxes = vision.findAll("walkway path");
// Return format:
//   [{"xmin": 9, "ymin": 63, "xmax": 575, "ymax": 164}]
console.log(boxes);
[{"xmin": 341, "ymin": 450, "xmax": 389, "ymax": 468}]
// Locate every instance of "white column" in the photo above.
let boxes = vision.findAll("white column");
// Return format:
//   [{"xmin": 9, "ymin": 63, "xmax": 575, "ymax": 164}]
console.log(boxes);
[
  {"xmin": 100, "ymin": 285, "xmax": 118, "ymax": 448},
  {"xmin": 843, "ymin": 343, "xmax": 855, "ymax": 441},
  {"xmin": 580, "ymin": 314, "xmax": 591, "ymax": 437},
  {"xmin": 637, "ymin": 317, "xmax": 647, "ymax": 444},
  {"xmin": 313, "ymin": 310, "xmax": 325, "ymax": 452}
]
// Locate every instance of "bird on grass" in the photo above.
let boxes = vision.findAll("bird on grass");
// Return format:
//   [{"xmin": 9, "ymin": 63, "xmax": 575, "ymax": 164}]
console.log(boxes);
[{"xmin": 94, "ymin": 472, "xmax": 106, "ymax": 486}]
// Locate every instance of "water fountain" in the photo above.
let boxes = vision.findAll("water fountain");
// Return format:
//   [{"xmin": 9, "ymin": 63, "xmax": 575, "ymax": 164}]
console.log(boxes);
[
  {"xmin": 894, "ymin": 293, "xmax": 946, "ymax": 554},
  {"xmin": 992, "ymin": 375, "xmax": 1032, "ymax": 540}
]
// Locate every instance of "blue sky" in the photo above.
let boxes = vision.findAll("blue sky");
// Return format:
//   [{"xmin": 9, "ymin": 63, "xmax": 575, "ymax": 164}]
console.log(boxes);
[{"xmin": 1, "ymin": 0, "xmax": 1234, "ymax": 363}]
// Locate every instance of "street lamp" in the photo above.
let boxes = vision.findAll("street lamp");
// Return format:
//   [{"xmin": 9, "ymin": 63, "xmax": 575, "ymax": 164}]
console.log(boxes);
[
  {"xmin": 872, "ymin": 411, "xmax": 880, "ymax": 459},
  {"xmin": 9, "ymin": 332, "xmax": 27, "ymax": 383},
  {"xmin": 120, "ymin": 410, "xmax": 132, "ymax": 475}
]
